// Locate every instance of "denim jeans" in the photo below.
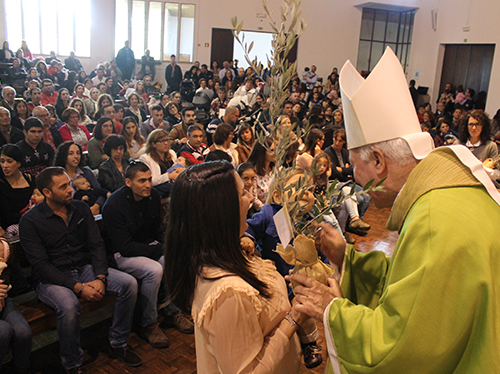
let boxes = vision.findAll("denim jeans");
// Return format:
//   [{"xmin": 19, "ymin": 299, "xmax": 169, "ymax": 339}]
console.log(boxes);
[
  {"xmin": 114, "ymin": 254, "xmax": 180, "ymax": 327},
  {"xmin": 36, "ymin": 264, "xmax": 137, "ymax": 371},
  {"xmin": 0, "ymin": 297, "xmax": 32, "ymax": 371}
]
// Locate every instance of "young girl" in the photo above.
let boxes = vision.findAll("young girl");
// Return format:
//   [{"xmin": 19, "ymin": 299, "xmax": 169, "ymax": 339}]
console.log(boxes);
[
  {"xmin": 237, "ymin": 162, "xmax": 262, "ymax": 218},
  {"xmin": 242, "ymin": 169, "xmax": 324, "ymax": 369},
  {"xmin": 311, "ymin": 152, "xmax": 332, "ymax": 195}
]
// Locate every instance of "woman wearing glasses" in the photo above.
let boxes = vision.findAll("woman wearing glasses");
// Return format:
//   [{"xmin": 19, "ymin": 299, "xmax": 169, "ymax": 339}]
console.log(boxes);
[
  {"xmin": 58, "ymin": 108, "xmax": 92, "ymax": 151},
  {"xmin": 139, "ymin": 129, "xmax": 185, "ymax": 198}
]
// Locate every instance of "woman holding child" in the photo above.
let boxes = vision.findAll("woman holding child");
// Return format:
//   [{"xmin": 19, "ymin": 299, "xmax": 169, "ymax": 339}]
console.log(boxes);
[
  {"xmin": 139, "ymin": 129, "xmax": 184, "ymax": 198},
  {"xmin": 54, "ymin": 141, "xmax": 106, "ymax": 215}
]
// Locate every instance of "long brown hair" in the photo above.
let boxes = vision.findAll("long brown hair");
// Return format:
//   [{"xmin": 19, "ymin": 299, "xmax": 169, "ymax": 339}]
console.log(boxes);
[
  {"xmin": 121, "ymin": 116, "xmax": 145, "ymax": 147},
  {"xmin": 145, "ymin": 129, "xmax": 172, "ymax": 164}
]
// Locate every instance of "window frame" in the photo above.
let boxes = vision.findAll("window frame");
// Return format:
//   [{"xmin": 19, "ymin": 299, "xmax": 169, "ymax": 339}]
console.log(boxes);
[
  {"xmin": 115, "ymin": 0, "xmax": 196, "ymax": 63},
  {"xmin": 3, "ymin": 0, "xmax": 91, "ymax": 58},
  {"xmin": 357, "ymin": 7, "xmax": 415, "ymax": 74}
]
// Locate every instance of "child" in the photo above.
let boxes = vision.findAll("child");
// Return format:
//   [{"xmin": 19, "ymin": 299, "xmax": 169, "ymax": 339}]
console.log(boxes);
[
  {"xmin": 237, "ymin": 162, "xmax": 262, "ymax": 218},
  {"xmin": 241, "ymin": 169, "xmax": 324, "ymax": 369},
  {"xmin": 72, "ymin": 176, "xmax": 111, "ymax": 207},
  {"xmin": 311, "ymin": 152, "xmax": 332, "ymax": 195},
  {"xmin": 4, "ymin": 188, "xmax": 44, "ymax": 238}
]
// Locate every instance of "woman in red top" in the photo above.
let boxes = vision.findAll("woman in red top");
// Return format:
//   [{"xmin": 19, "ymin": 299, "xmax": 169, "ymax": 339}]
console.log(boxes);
[{"xmin": 58, "ymin": 108, "xmax": 92, "ymax": 151}]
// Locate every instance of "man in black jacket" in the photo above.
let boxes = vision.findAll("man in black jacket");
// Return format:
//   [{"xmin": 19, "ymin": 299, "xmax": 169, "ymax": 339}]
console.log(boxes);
[
  {"xmin": 102, "ymin": 161, "xmax": 193, "ymax": 349},
  {"xmin": 19, "ymin": 167, "xmax": 142, "ymax": 373},
  {"xmin": 0, "ymin": 107, "xmax": 24, "ymax": 146},
  {"xmin": 164, "ymin": 54, "xmax": 182, "ymax": 94}
]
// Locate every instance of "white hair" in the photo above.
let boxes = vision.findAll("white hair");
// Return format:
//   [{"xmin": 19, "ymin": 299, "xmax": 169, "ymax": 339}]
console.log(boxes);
[
  {"xmin": 2, "ymin": 86, "xmax": 15, "ymax": 97},
  {"xmin": 352, "ymin": 138, "xmax": 416, "ymax": 166}
]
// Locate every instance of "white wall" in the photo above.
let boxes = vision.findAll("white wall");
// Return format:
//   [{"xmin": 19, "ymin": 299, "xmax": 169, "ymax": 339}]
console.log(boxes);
[{"xmin": 0, "ymin": 0, "xmax": 499, "ymax": 113}]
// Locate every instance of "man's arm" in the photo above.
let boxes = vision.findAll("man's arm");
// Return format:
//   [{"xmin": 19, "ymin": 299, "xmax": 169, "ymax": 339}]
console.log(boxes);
[
  {"xmin": 102, "ymin": 202, "xmax": 163, "ymax": 260},
  {"xmin": 19, "ymin": 213, "xmax": 79, "ymax": 290},
  {"xmin": 80, "ymin": 204, "xmax": 108, "ymax": 277}
]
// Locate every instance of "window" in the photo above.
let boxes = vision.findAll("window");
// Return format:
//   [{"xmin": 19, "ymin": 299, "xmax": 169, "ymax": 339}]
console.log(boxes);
[
  {"xmin": 115, "ymin": 0, "xmax": 196, "ymax": 62},
  {"xmin": 4, "ymin": 0, "xmax": 91, "ymax": 57},
  {"xmin": 357, "ymin": 8, "xmax": 415, "ymax": 74}
]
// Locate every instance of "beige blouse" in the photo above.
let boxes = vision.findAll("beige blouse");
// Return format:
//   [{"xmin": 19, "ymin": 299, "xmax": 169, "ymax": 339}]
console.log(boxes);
[{"xmin": 192, "ymin": 257, "xmax": 301, "ymax": 374}]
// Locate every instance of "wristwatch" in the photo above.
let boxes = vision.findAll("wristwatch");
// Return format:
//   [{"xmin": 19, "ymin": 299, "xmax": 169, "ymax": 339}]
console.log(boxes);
[{"xmin": 96, "ymin": 275, "xmax": 107, "ymax": 287}]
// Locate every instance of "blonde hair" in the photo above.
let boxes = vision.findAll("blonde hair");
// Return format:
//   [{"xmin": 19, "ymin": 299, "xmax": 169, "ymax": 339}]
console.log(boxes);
[{"xmin": 265, "ymin": 168, "xmax": 310, "ymax": 205}]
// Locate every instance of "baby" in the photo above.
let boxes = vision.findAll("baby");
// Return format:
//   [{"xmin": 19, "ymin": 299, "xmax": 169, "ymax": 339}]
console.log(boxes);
[
  {"xmin": 73, "ymin": 176, "xmax": 111, "ymax": 207},
  {"xmin": 5, "ymin": 188, "xmax": 44, "ymax": 238}
]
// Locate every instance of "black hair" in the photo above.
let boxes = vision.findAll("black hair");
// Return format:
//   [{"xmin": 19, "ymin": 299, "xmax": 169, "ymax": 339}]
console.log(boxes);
[
  {"xmin": 164, "ymin": 161, "xmax": 270, "ymax": 313},
  {"xmin": 0, "ymin": 144, "xmax": 24, "ymax": 163},
  {"xmin": 459, "ymin": 109, "xmax": 491, "ymax": 145},
  {"xmin": 36, "ymin": 166, "xmax": 66, "ymax": 195},
  {"xmin": 204, "ymin": 150, "xmax": 232, "ymax": 162},
  {"xmin": 212, "ymin": 123, "xmax": 233, "ymax": 145},
  {"xmin": 247, "ymin": 137, "xmax": 274, "ymax": 176},
  {"xmin": 125, "ymin": 160, "xmax": 150, "ymax": 180},
  {"xmin": 54, "ymin": 141, "xmax": 84, "ymax": 168},
  {"xmin": 236, "ymin": 162, "xmax": 254, "ymax": 176},
  {"xmin": 103, "ymin": 134, "xmax": 127, "ymax": 157},
  {"xmin": 113, "ymin": 104, "xmax": 124, "ymax": 112},
  {"xmin": 181, "ymin": 107, "xmax": 195, "ymax": 117},
  {"xmin": 24, "ymin": 117, "xmax": 43, "ymax": 131},
  {"xmin": 150, "ymin": 105, "xmax": 163, "ymax": 113},
  {"xmin": 93, "ymin": 116, "xmax": 114, "ymax": 140},
  {"xmin": 302, "ymin": 128, "xmax": 325, "ymax": 156},
  {"xmin": 187, "ymin": 124, "xmax": 203, "ymax": 136}
]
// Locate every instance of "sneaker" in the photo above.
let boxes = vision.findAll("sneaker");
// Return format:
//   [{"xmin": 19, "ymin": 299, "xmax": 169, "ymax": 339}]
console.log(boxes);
[
  {"xmin": 344, "ymin": 232, "xmax": 356, "ymax": 245},
  {"xmin": 303, "ymin": 343, "xmax": 323, "ymax": 369},
  {"xmin": 108, "ymin": 345, "xmax": 142, "ymax": 367},
  {"xmin": 67, "ymin": 367, "xmax": 86, "ymax": 374},
  {"xmin": 347, "ymin": 218, "xmax": 371, "ymax": 236},
  {"xmin": 137, "ymin": 323, "xmax": 170, "ymax": 348},
  {"xmin": 160, "ymin": 311, "xmax": 194, "ymax": 334}
]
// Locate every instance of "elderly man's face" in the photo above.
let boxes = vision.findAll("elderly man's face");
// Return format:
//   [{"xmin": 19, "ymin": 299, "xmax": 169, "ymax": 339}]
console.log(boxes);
[
  {"xmin": 349, "ymin": 150, "xmax": 389, "ymax": 208},
  {"xmin": 0, "ymin": 108, "xmax": 11, "ymax": 127},
  {"xmin": 34, "ymin": 108, "xmax": 50, "ymax": 126},
  {"xmin": 3, "ymin": 89, "xmax": 15, "ymax": 103}
]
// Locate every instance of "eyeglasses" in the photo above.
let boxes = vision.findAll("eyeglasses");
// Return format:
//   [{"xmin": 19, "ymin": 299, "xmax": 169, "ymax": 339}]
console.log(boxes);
[
  {"xmin": 156, "ymin": 139, "xmax": 169, "ymax": 144},
  {"xmin": 468, "ymin": 123, "xmax": 483, "ymax": 127}
]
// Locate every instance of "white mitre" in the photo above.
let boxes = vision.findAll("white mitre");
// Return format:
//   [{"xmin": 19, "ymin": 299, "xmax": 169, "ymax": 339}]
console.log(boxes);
[{"xmin": 339, "ymin": 47, "xmax": 434, "ymax": 159}]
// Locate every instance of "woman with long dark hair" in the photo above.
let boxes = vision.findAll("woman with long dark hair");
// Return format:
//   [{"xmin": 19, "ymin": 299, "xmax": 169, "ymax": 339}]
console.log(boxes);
[
  {"xmin": 235, "ymin": 122, "xmax": 255, "ymax": 164},
  {"xmin": 120, "ymin": 116, "xmax": 145, "ymax": 159},
  {"xmin": 459, "ymin": 109, "xmax": 498, "ymax": 161},
  {"xmin": 247, "ymin": 137, "xmax": 275, "ymax": 205},
  {"xmin": 54, "ymin": 141, "xmax": 106, "ymax": 215},
  {"xmin": 165, "ymin": 161, "xmax": 304, "ymax": 373},
  {"xmin": 87, "ymin": 117, "xmax": 115, "ymax": 169},
  {"xmin": 296, "ymin": 129, "xmax": 325, "ymax": 172},
  {"xmin": 55, "ymin": 88, "xmax": 71, "ymax": 120}
]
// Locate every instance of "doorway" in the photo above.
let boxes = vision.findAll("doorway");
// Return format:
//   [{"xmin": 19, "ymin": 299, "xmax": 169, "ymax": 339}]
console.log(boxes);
[{"xmin": 439, "ymin": 44, "xmax": 495, "ymax": 109}]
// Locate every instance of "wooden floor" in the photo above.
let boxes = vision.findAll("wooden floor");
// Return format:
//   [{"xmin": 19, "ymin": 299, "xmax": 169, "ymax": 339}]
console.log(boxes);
[{"xmin": 12, "ymin": 203, "xmax": 398, "ymax": 374}]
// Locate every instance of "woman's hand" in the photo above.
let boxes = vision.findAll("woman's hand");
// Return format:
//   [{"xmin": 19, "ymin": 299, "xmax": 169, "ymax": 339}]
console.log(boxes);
[
  {"xmin": 336, "ymin": 166, "xmax": 343, "ymax": 172},
  {"xmin": 288, "ymin": 274, "xmax": 343, "ymax": 322},
  {"xmin": 90, "ymin": 204, "xmax": 100, "ymax": 216},
  {"xmin": 168, "ymin": 168, "xmax": 183, "ymax": 181}
]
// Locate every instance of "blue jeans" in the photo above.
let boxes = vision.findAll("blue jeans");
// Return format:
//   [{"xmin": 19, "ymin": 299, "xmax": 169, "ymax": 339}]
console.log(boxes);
[
  {"xmin": 36, "ymin": 265, "xmax": 137, "ymax": 371},
  {"xmin": 0, "ymin": 297, "xmax": 32, "ymax": 371},
  {"xmin": 114, "ymin": 254, "xmax": 180, "ymax": 326}
]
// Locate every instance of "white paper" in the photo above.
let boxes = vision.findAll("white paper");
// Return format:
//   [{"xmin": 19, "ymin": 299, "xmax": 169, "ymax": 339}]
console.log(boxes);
[{"xmin": 273, "ymin": 206, "xmax": 293, "ymax": 247}]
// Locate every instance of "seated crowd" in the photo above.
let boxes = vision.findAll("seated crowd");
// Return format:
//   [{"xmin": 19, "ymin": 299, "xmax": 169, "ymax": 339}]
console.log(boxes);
[{"xmin": 0, "ymin": 41, "xmax": 498, "ymax": 373}]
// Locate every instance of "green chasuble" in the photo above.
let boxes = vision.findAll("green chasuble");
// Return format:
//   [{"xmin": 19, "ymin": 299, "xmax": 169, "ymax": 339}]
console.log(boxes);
[{"xmin": 325, "ymin": 147, "xmax": 500, "ymax": 373}]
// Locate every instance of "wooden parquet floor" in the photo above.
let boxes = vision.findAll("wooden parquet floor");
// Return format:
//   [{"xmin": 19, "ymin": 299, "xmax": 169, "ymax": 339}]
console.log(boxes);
[{"xmin": 17, "ymin": 203, "xmax": 398, "ymax": 374}]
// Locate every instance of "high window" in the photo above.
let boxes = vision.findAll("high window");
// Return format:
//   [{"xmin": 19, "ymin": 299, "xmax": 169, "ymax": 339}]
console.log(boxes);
[
  {"xmin": 115, "ymin": 0, "xmax": 195, "ymax": 62},
  {"xmin": 4, "ymin": 0, "xmax": 91, "ymax": 57},
  {"xmin": 357, "ymin": 8, "xmax": 415, "ymax": 74}
]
